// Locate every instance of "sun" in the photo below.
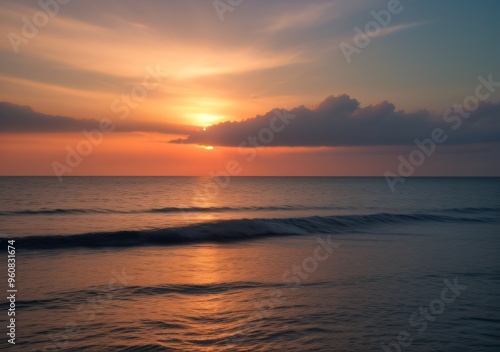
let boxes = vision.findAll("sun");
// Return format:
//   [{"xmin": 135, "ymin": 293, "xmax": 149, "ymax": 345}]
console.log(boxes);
[
  {"xmin": 197, "ymin": 114, "xmax": 221, "ymax": 127},
  {"xmin": 204, "ymin": 146, "xmax": 214, "ymax": 150}
]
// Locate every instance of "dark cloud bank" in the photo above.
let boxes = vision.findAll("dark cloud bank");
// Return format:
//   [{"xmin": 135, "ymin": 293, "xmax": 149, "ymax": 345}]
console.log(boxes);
[
  {"xmin": 170, "ymin": 95, "xmax": 500, "ymax": 147},
  {"xmin": 0, "ymin": 102, "xmax": 192, "ymax": 135},
  {"xmin": 2, "ymin": 96, "xmax": 499, "ymax": 147}
]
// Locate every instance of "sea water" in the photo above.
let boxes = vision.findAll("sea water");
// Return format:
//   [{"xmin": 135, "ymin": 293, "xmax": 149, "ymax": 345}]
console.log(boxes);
[{"xmin": 0, "ymin": 177, "xmax": 499, "ymax": 351}]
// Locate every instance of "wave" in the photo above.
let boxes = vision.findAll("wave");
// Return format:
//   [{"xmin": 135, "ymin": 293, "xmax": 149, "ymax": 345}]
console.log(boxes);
[
  {"xmin": 0, "ymin": 205, "xmax": 348, "ymax": 216},
  {"xmin": 1, "ymin": 211, "xmax": 496, "ymax": 250},
  {"xmin": 1, "ymin": 205, "xmax": 498, "ymax": 216},
  {"xmin": 0, "ymin": 208, "xmax": 113, "ymax": 215},
  {"xmin": 3, "ymin": 281, "xmax": 329, "ymax": 310},
  {"xmin": 150, "ymin": 205, "xmax": 346, "ymax": 213},
  {"xmin": 440, "ymin": 207, "xmax": 500, "ymax": 214}
]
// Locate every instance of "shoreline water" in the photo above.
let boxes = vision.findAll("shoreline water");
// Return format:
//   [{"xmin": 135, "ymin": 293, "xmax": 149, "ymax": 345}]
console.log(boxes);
[{"xmin": 1, "ymin": 177, "xmax": 499, "ymax": 351}]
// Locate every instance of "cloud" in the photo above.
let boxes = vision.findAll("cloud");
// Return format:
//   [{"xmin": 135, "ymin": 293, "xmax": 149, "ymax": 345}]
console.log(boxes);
[
  {"xmin": 263, "ymin": 2, "xmax": 339, "ymax": 32},
  {"xmin": 377, "ymin": 21, "xmax": 428, "ymax": 38},
  {"xmin": 0, "ymin": 102, "xmax": 193, "ymax": 135},
  {"xmin": 170, "ymin": 94, "xmax": 500, "ymax": 147},
  {"xmin": 338, "ymin": 21, "xmax": 428, "ymax": 47}
]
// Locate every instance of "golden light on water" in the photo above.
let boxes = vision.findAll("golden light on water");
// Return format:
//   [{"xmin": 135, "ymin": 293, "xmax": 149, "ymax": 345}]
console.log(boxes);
[{"xmin": 204, "ymin": 146, "xmax": 214, "ymax": 150}]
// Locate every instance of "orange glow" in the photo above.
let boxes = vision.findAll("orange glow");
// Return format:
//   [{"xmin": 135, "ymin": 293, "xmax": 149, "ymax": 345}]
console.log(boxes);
[
  {"xmin": 0, "ymin": 133, "xmax": 403, "ymax": 176},
  {"xmin": 2, "ymin": 1, "xmax": 488, "ymax": 178},
  {"xmin": 196, "ymin": 114, "xmax": 223, "ymax": 127}
]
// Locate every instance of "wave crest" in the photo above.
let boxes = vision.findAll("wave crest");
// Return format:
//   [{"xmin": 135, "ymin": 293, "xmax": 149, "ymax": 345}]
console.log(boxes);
[{"xmin": 1, "ymin": 211, "xmax": 496, "ymax": 250}]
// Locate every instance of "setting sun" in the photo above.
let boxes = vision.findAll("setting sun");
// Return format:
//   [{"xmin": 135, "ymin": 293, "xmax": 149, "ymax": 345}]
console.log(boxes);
[{"xmin": 197, "ymin": 114, "xmax": 222, "ymax": 127}]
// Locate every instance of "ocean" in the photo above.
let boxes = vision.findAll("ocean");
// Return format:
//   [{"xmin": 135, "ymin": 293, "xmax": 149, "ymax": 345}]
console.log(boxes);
[{"xmin": 0, "ymin": 176, "xmax": 499, "ymax": 351}]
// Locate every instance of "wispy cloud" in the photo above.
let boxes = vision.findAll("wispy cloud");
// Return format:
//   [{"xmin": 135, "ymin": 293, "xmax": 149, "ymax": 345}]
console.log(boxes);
[
  {"xmin": 263, "ymin": 2, "xmax": 339, "ymax": 32},
  {"xmin": 377, "ymin": 21, "xmax": 428, "ymax": 38},
  {"xmin": 338, "ymin": 21, "xmax": 428, "ymax": 46}
]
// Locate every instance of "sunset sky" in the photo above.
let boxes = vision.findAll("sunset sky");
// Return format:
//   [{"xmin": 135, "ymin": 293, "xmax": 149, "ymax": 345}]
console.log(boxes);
[{"xmin": 1, "ymin": 0, "xmax": 499, "ymax": 176}]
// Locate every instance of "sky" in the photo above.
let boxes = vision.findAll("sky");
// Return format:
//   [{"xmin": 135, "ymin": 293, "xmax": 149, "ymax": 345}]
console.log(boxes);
[{"xmin": 0, "ymin": 0, "xmax": 499, "ymax": 176}]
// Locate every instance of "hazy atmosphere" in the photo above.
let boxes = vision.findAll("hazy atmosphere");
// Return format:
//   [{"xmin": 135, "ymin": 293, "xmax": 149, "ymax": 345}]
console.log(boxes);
[
  {"xmin": 1, "ymin": 1, "xmax": 499, "ymax": 351},
  {"xmin": 1, "ymin": 0, "xmax": 499, "ymax": 176}
]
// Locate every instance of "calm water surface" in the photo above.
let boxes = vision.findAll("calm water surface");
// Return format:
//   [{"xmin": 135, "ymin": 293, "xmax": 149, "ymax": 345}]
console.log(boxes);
[{"xmin": 0, "ymin": 177, "xmax": 499, "ymax": 351}]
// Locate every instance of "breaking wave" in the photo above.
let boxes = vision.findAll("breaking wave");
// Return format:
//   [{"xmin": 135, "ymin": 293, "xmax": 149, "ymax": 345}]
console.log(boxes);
[{"xmin": 1, "ymin": 211, "xmax": 497, "ymax": 250}]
